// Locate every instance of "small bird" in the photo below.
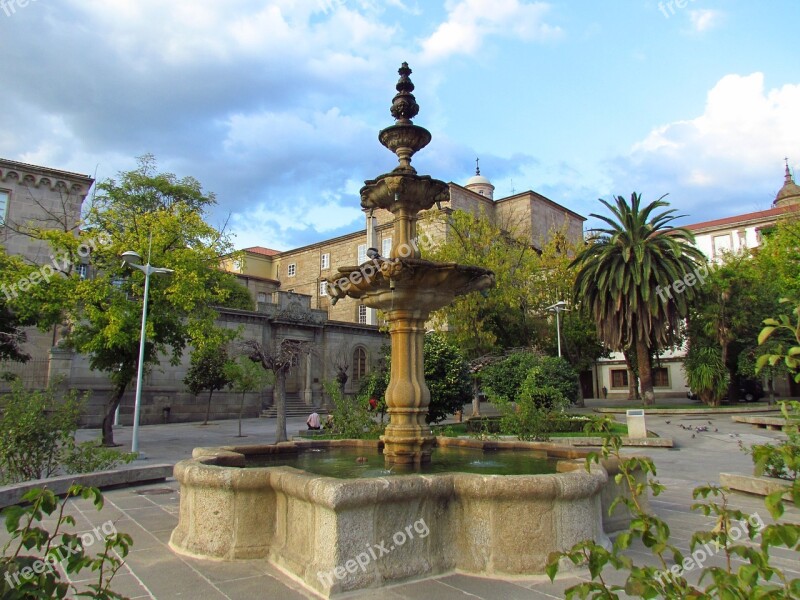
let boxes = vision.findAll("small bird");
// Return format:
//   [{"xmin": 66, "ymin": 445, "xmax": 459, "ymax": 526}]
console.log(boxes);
[
  {"xmin": 665, "ymin": 420, "xmax": 671, "ymax": 424},
  {"xmin": 366, "ymin": 247, "xmax": 381, "ymax": 260},
  {"xmin": 692, "ymin": 434, "xmax": 696, "ymax": 438},
  {"xmin": 708, "ymin": 420, "xmax": 713, "ymax": 425},
  {"xmin": 714, "ymin": 428, "xmax": 718, "ymax": 432}
]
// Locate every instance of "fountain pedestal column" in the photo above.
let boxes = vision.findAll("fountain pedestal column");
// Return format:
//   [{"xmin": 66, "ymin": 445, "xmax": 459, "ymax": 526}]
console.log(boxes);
[{"xmin": 382, "ymin": 310, "xmax": 433, "ymax": 466}]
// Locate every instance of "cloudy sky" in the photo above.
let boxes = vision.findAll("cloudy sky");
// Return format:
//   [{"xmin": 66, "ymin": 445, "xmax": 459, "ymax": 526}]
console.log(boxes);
[{"xmin": 1, "ymin": 0, "xmax": 798, "ymax": 249}]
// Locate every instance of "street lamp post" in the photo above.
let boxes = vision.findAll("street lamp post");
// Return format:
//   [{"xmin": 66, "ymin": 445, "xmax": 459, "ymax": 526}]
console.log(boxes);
[
  {"xmin": 121, "ymin": 248, "xmax": 173, "ymax": 456},
  {"xmin": 546, "ymin": 301, "xmax": 568, "ymax": 358}
]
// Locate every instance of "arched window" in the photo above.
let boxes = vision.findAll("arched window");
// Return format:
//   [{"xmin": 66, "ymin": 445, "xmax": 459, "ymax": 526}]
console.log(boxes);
[{"xmin": 352, "ymin": 347, "xmax": 367, "ymax": 382}]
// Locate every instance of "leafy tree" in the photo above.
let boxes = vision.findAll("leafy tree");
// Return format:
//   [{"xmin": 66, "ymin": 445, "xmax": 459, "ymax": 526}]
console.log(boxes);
[
  {"xmin": 0, "ymin": 249, "xmax": 34, "ymax": 366},
  {"xmin": 423, "ymin": 332, "xmax": 472, "ymax": 424},
  {"xmin": 480, "ymin": 351, "xmax": 539, "ymax": 404},
  {"xmin": 224, "ymin": 355, "xmax": 274, "ymax": 437},
  {"xmin": 686, "ymin": 250, "xmax": 781, "ymax": 403},
  {"xmin": 184, "ymin": 342, "xmax": 232, "ymax": 426},
  {"xmin": 9, "ymin": 155, "xmax": 243, "ymax": 446},
  {"xmin": 244, "ymin": 338, "xmax": 315, "ymax": 442},
  {"xmin": 571, "ymin": 193, "xmax": 704, "ymax": 405},
  {"xmin": 420, "ymin": 209, "xmax": 541, "ymax": 356},
  {"xmin": 683, "ymin": 345, "xmax": 729, "ymax": 406}
]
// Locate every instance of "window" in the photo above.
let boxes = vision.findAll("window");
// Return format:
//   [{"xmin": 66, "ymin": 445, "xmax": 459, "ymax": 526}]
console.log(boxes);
[
  {"xmin": 319, "ymin": 280, "xmax": 328, "ymax": 296},
  {"xmin": 287, "ymin": 263, "xmax": 296, "ymax": 277},
  {"xmin": 357, "ymin": 244, "xmax": 367, "ymax": 264},
  {"xmin": 76, "ymin": 264, "xmax": 88, "ymax": 279},
  {"xmin": 713, "ymin": 234, "xmax": 732, "ymax": 257},
  {"xmin": 610, "ymin": 369, "xmax": 628, "ymax": 388},
  {"xmin": 653, "ymin": 367, "xmax": 670, "ymax": 388},
  {"xmin": 0, "ymin": 190, "xmax": 8, "ymax": 224},
  {"xmin": 382, "ymin": 237, "xmax": 392, "ymax": 258},
  {"xmin": 321, "ymin": 253, "xmax": 330, "ymax": 270},
  {"xmin": 352, "ymin": 347, "xmax": 367, "ymax": 381},
  {"xmin": 257, "ymin": 292, "xmax": 267, "ymax": 303},
  {"xmin": 357, "ymin": 304, "xmax": 367, "ymax": 324}
]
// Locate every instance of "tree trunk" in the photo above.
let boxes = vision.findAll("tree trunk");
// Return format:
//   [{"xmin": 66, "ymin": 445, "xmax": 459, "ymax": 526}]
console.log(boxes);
[
  {"xmin": 275, "ymin": 370, "xmax": 287, "ymax": 443},
  {"xmin": 623, "ymin": 349, "xmax": 637, "ymax": 401},
  {"xmin": 635, "ymin": 336, "xmax": 655, "ymax": 406},
  {"xmin": 238, "ymin": 392, "xmax": 245, "ymax": 437},
  {"xmin": 102, "ymin": 382, "xmax": 128, "ymax": 447},
  {"xmin": 204, "ymin": 389, "xmax": 214, "ymax": 425}
]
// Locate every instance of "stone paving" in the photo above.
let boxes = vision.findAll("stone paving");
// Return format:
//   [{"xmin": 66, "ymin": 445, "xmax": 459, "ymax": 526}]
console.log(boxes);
[{"xmin": 9, "ymin": 400, "xmax": 800, "ymax": 599}]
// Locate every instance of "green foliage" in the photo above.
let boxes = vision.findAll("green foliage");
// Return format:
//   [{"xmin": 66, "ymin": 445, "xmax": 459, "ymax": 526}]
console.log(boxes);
[
  {"xmin": 480, "ymin": 351, "xmax": 539, "ymax": 404},
  {"xmin": 749, "ymin": 401, "xmax": 800, "ymax": 483},
  {"xmin": 184, "ymin": 342, "xmax": 232, "ymax": 425},
  {"xmin": 0, "ymin": 248, "xmax": 34, "ymax": 365},
  {"xmin": 0, "ymin": 485, "xmax": 132, "ymax": 599},
  {"xmin": 683, "ymin": 345, "xmax": 730, "ymax": 406},
  {"xmin": 545, "ymin": 418, "xmax": 800, "ymax": 598},
  {"xmin": 497, "ymin": 383, "xmax": 568, "ymax": 441},
  {"xmin": 0, "ymin": 382, "xmax": 84, "ymax": 484},
  {"xmin": 224, "ymin": 356, "xmax": 273, "ymax": 437},
  {"xmin": 523, "ymin": 355, "xmax": 579, "ymax": 404},
  {"xmin": 323, "ymin": 380, "xmax": 382, "ymax": 439},
  {"xmin": 423, "ymin": 332, "xmax": 471, "ymax": 424},
  {"xmin": 61, "ymin": 442, "xmax": 137, "ymax": 476},
  {"xmin": 0, "ymin": 382, "xmax": 134, "ymax": 484}
]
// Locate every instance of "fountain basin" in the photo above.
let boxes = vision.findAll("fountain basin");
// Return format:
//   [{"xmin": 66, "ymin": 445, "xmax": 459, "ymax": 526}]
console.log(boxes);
[{"xmin": 169, "ymin": 438, "xmax": 640, "ymax": 597}]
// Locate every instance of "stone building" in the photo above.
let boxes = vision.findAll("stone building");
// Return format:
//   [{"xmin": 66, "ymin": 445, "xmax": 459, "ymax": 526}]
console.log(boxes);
[{"xmin": 0, "ymin": 159, "xmax": 94, "ymax": 384}]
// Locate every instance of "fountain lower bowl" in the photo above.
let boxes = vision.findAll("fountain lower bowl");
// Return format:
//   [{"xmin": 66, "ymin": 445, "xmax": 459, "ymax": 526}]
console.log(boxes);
[{"xmin": 169, "ymin": 438, "xmax": 640, "ymax": 597}]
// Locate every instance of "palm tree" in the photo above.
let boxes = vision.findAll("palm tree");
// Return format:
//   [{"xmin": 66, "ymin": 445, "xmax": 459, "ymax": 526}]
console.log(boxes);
[{"xmin": 571, "ymin": 193, "xmax": 705, "ymax": 405}]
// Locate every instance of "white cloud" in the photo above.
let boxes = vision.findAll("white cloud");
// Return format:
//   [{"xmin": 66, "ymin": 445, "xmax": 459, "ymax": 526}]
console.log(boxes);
[
  {"xmin": 419, "ymin": 0, "xmax": 562, "ymax": 63},
  {"xmin": 688, "ymin": 9, "xmax": 722, "ymax": 33},
  {"xmin": 611, "ymin": 73, "xmax": 800, "ymax": 219}
]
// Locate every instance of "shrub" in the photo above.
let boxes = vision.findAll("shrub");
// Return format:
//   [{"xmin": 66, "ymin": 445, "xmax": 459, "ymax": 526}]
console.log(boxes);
[
  {"xmin": 323, "ymin": 380, "xmax": 383, "ymax": 440},
  {"xmin": 61, "ymin": 442, "xmax": 137, "ymax": 475},
  {"xmin": 480, "ymin": 351, "xmax": 538, "ymax": 404},
  {"xmin": 683, "ymin": 345, "xmax": 729, "ymax": 406},
  {"xmin": 0, "ymin": 382, "xmax": 134, "ymax": 484},
  {"xmin": 0, "ymin": 485, "xmax": 132, "ymax": 599},
  {"xmin": 749, "ymin": 401, "xmax": 799, "ymax": 482},
  {"xmin": 0, "ymin": 382, "xmax": 84, "ymax": 484},
  {"xmin": 423, "ymin": 333, "xmax": 472, "ymax": 423}
]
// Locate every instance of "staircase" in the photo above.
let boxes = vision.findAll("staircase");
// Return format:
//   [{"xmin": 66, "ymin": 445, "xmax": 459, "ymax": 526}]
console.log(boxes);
[{"xmin": 260, "ymin": 393, "xmax": 328, "ymax": 418}]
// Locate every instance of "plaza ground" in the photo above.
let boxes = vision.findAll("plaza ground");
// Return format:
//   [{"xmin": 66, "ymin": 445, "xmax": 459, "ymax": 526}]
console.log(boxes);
[{"xmin": 18, "ymin": 398, "xmax": 800, "ymax": 598}]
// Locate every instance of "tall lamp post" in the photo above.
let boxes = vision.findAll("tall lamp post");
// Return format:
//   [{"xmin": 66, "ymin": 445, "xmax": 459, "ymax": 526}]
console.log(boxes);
[
  {"xmin": 121, "ymin": 249, "xmax": 174, "ymax": 455},
  {"xmin": 546, "ymin": 301, "xmax": 568, "ymax": 358}
]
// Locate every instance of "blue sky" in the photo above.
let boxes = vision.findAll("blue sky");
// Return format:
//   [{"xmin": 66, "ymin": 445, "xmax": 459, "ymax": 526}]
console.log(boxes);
[{"xmin": 1, "ymin": 0, "xmax": 798, "ymax": 250}]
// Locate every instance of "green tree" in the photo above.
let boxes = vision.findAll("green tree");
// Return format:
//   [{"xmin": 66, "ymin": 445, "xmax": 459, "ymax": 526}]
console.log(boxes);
[
  {"xmin": 184, "ymin": 342, "xmax": 232, "ymax": 426},
  {"xmin": 571, "ymin": 193, "xmax": 704, "ymax": 405},
  {"xmin": 0, "ymin": 249, "xmax": 34, "ymax": 366},
  {"xmin": 10, "ymin": 155, "xmax": 244, "ymax": 446},
  {"xmin": 686, "ymin": 249, "xmax": 781, "ymax": 404},
  {"xmin": 423, "ymin": 332, "xmax": 472, "ymax": 424},
  {"xmin": 224, "ymin": 355, "xmax": 274, "ymax": 437},
  {"xmin": 420, "ymin": 209, "xmax": 541, "ymax": 356}
]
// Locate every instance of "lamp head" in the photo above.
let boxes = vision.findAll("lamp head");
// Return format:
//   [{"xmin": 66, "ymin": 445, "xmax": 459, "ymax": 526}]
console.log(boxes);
[{"xmin": 121, "ymin": 250, "xmax": 143, "ymax": 267}]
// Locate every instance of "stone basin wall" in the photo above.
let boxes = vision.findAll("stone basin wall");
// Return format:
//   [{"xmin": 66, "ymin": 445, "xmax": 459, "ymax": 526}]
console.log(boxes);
[{"xmin": 169, "ymin": 439, "xmax": 639, "ymax": 597}]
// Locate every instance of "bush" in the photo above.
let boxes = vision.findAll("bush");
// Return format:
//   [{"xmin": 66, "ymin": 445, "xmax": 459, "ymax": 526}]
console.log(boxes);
[
  {"xmin": 481, "ymin": 351, "xmax": 579, "ymax": 406},
  {"xmin": 480, "ymin": 351, "xmax": 538, "ymax": 404},
  {"xmin": 749, "ymin": 401, "xmax": 799, "ymax": 482},
  {"xmin": 423, "ymin": 333, "xmax": 472, "ymax": 423},
  {"xmin": 684, "ymin": 345, "xmax": 729, "ymax": 406},
  {"xmin": 62, "ymin": 442, "xmax": 137, "ymax": 475},
  {"xmin": 0, "ymin": 485, "xmax": 132, "ymax": 599},
  {"xmin": 323, "ymin": 380, "xmax": 383, "ymax": 439},
  {"xmin": 0, "ymin": 382, "xmax": 135, "ymax": 484},
  {"xmin": 0, "ymin": 382, "xmax": 84, "ymax": 484}
]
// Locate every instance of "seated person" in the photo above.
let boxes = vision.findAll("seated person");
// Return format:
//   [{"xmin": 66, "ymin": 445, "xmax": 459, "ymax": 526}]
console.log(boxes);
[{"xmin": 306, "ymin": 412, "xmax": 321, "ymax": 430}]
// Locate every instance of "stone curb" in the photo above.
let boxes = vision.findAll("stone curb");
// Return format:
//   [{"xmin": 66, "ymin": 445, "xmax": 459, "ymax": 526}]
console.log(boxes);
[
  {"xmin": 719, "ymin": 472, "xmax": 794, "ymax": 502},
  {"xmin": 731, "ymin": 415, "xmax": 790, "ymax": 430},
  {"xmin": 0, "ymin": 464, "xmax": 174, "ymax": 509},
  {"xmin": 594, "ymin": 405, "xmax": 781, "ymax": 415},
  {"xmin": 548, "ymin": 437, "xmax": 673, "ymax": 447}
]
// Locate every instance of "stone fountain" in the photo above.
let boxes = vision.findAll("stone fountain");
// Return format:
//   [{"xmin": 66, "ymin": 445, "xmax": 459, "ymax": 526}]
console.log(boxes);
[
  {"xmin": 326, "ymin": 62, "xmax": 494, "ymax": 467},
  {"xmin": 168, "ymin": 64, "xmax": 640, "ymax": 598}
]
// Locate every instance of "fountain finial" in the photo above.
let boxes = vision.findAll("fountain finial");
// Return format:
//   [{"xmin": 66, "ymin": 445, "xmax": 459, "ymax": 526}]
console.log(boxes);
[{"xmin": 390, "ymin": 62, "xmax": 419, "ymax": 123}]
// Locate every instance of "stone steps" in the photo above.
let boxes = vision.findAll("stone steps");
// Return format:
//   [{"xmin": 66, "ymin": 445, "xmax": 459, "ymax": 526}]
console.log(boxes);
[{"xmin": 260, "ymin": 394, "xmax": 327, "ymax": 418}]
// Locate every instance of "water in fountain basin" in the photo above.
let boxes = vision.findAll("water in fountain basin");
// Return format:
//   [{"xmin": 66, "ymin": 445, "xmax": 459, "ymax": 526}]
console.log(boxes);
[{"xmin": 245, "ymin": 446, "xmax": 559, "ymax": 478}]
